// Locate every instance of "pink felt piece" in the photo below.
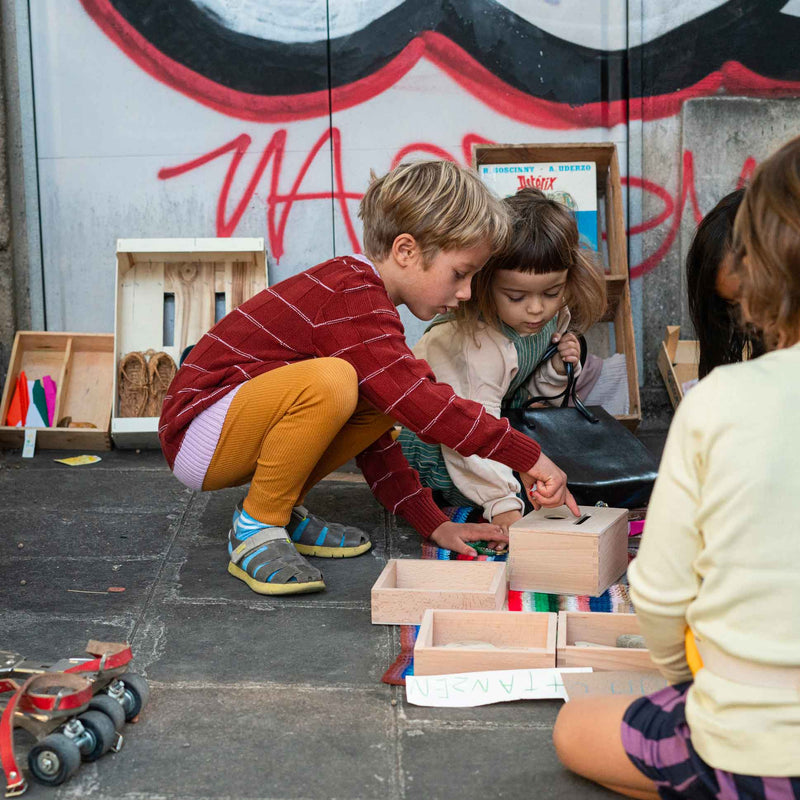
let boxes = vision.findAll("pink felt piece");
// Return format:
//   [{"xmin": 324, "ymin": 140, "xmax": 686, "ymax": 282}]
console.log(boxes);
[
  {"xmin": 42, "ymin": 375, "xmax": 57, "ymax": 427},
  {"xmin": 628, "ymin": 519, "xmax": 645, "ymax": 537}
]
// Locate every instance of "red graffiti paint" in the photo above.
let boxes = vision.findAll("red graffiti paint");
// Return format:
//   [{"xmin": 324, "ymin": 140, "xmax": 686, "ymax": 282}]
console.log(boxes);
[
  {"xmin": 159, "ymin": 130, "xmax": 759, "ymax": 279},
  {"xmin": 159, "ymin": 129, "xmax": 363, "ymax": 259}
]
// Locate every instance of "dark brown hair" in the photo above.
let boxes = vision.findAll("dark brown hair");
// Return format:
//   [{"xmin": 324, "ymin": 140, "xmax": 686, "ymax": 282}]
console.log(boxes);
[
  {"xmin": 734, "ymin": 135, "xmax": 800, "ymax": 351},
  {"xmin": 686, "ymin": 189, "xmax": 764, "ymax": 378},
  {"xmin": 454, "ymin": 188, "xmax": 606, "ymax": 333}
]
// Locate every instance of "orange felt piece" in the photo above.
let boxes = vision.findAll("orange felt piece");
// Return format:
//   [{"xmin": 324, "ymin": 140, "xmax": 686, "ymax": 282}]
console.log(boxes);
[{"xmin": 5, "ymin": 371, "xmax": 29, "ymax": 427}]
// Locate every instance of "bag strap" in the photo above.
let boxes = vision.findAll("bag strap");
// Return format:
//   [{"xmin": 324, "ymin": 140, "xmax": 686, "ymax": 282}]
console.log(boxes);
[{"xmin": 520, "ymin": 342, "xmax": 599, "ymax": 424}]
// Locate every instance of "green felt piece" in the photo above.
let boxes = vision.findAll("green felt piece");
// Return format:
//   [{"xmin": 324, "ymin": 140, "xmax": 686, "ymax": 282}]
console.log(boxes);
[{"xmin": 32, "ymin": 379, "xmax": 50, "ymax": 428}]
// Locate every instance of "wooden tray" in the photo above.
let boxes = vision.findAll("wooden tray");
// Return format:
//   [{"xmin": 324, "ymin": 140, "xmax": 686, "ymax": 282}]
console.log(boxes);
[
  {"xmin": 371, "ymin": 559, "xmax": 507, "ymax": 625},
  {"xmin": 557, "ymin": 611, "xmax": 658, "ymax": 671},
  {"xmin": 0, "ymin": 332, "xmax": 114, "ymax": 450},
  {"xmin": 414, "ymin": 609, "xmax": 556, "ymax": 675}
]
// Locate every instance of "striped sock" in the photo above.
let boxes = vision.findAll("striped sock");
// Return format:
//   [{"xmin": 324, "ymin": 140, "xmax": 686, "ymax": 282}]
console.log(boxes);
[
  {"xmin": 233, "ymin": 508, "xmax": 274, "ymax": 539},
  {"xmin": 228, "ymin": 507, "xmax": 280, "ymax": 560}
]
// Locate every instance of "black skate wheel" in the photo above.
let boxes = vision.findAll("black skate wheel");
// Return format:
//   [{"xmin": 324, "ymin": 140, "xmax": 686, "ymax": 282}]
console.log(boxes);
[
  {"xmin": 89, "ymin": 692, "xmax": 126, "ymax": 731},
  {"xmin": 76, "ymin": 709, "xmax": 117, "ymax": 761},
  {"xmin": 119, "ymin": 672, "xmax": 150, "ymax": 721},
  {"xmin": 28, "ymin": 733, "xmax": 81, "ymax": 786}
]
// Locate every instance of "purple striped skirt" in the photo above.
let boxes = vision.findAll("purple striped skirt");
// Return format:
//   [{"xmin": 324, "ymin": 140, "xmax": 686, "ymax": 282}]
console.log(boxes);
[{"xmin": 621, "ymin": 682, "xmax": 800, "ymax": 799}]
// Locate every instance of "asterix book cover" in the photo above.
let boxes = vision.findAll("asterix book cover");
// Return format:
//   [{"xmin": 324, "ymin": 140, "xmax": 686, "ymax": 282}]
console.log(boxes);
[{"xmin": 478, "ymin": 161, "xmax": 598, "ymax": 251}]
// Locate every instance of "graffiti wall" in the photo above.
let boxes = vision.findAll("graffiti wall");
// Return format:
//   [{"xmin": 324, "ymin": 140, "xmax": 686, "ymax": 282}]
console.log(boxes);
[{"xmin": 26, "ymin": 0, "xmax": 800, "ymax": 417}]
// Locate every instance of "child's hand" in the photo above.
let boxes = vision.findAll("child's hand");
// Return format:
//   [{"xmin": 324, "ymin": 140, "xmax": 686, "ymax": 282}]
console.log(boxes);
[
  {"xmin": 520, "ymin": 452, "xmax": 580, "ymax": 515},
  {"xmin": 491, "ymin": 509, "xmax": 523, "ymax": 535},
  {"xmin": 551, "ymin": 332, "xmax": 581, "ymax": 375},
  {"xmin": 430, "ymin": 521, "xmax": 509, "ymax": 557}
]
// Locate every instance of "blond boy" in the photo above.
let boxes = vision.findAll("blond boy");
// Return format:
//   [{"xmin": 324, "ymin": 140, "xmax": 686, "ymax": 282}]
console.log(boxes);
[{"xmin": 160, "ymin": 160, "xmax": 576, "ymax": 595}]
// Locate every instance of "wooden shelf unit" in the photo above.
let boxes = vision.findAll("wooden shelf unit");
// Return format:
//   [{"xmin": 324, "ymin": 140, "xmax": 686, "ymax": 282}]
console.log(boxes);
[{"xmin": 473, "ymin": 142, "xmax": 641, "ymax": 430}]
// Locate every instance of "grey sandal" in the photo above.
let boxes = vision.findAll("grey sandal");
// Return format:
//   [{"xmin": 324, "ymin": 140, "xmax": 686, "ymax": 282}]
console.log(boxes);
[
  {"xmin": 227, "ymin": 524, "xmax": 325, "ymax": 595},
  {"xmin": 232, "ymin": 502, "xmax": 371, "ymax": 559},
  {"xmin": 288, "ymin": 505, "xmax": 372, "ymax": 558}
]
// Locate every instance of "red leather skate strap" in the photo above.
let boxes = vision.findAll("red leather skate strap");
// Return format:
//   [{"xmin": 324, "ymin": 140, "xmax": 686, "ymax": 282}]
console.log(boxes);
[
  {"xmin": 65, "ymin": 641, "xmax": 133, "ymax": 674},
  {"xmin": 1, "ymin": 673, "xmax": 92, "ymax": 797},
  {"xmin": 18, "ymin": 674, "xmax": 92, "ymax": 715}
]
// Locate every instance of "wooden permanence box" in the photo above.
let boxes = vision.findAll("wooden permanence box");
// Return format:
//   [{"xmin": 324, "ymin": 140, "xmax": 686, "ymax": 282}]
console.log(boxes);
[
  {"xmin": 0, "ymin": 332, "xmax": 114, "ymax": 450},
  {"xmin": 413, "ymin": 609, "xmax": 556, "ymax": 676},
  {"xmin": 557, "ymin": 611, "xmax": 658, "ymax": 672},
  {"xmin": 509, "ymin": 505, "xmax": 628, "ymax": 596},
  {"xmin": 371, "ymin": 559, "xmax": 507, "ymax": 625},
  {"xmin": 473, "ymin": 142, "xmax": 641, "ymax": 430},
  {"xmin": 657, "ymin": 326, "xmax": 699, "ymax": 409},
  {"xmin": 113, "ymin": 237, "xmax": 267, "ymax": 448}
]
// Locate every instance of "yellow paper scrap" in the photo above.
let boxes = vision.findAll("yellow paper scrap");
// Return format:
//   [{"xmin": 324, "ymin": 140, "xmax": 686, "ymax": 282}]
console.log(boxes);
[{"xmin": 54, "ymin": 455, "xmax": 102, "ymax": 466}]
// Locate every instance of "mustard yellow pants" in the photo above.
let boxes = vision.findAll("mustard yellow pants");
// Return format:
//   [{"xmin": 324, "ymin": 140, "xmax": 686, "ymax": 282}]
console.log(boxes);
[{"xmin": 202, "ymin": 358, "xmax": 395, "ymax": 525}]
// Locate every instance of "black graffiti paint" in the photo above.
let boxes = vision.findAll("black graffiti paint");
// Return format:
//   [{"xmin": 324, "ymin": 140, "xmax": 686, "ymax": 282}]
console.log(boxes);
[{"xmin": 101, "ymin": 0, "xmax": 800, "ymax": 104}]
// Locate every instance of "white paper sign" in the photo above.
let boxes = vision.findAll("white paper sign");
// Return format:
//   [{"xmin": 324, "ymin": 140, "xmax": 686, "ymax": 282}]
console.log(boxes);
[
  {"xmin": 22, "ymin": 428, "xmax": 37, "ymax": 458},
  {"xmin": 405, "ymin": 668, "xmax": 592, "ymax": 707}
]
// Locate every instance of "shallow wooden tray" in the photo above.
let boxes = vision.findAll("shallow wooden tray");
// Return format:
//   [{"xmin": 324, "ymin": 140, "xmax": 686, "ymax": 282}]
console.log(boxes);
[
  {"xmin": 414, "ymin": 609, "xmax": 556, "ymax": 675},
  {"xmin": 556, "ymin": 611, "xmax": 658, "ymax": 672},
  {"xmin": 371, "ymin": 559, "xmax": 507, "ymax": 625}
]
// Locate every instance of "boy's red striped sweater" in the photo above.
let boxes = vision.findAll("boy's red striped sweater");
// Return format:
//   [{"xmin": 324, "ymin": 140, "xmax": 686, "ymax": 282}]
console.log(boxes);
[{"xmin": 159, "ymin": 256, "xmax": 541, "ymax": 536}]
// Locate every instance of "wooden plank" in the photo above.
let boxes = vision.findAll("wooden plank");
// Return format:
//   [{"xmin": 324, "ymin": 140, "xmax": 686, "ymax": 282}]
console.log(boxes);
[
  {"xmin": 59, "ymin": 343, "xmax": 115, "ymax": 430},
  {"xmin": 116, "ymin": 260, "xmax": 164, "ymax": 357},
  {"xmin": 164, "ymin": 261, "xmax": 215, "ymax": 358},
  {"xmin": 473, "ymin": 142, "xmax": 614, "ymax": 185},
  {"xmin": 414, "ymin": 609, "xmax": 556, "ymax": 676},
  {"xmin": 118, "ymin": 236, "xmax": 266, "ymax": 261},
  {"xmin": 606, "ymin": 149, "xmax": 627, "ymax": 278},
  {"xmin": 53, "ymin": 337, "xmax": 73, "ymax": 425}
]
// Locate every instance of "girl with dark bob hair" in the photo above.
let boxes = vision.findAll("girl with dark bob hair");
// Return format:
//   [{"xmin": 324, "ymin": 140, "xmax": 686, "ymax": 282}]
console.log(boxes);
[{"xmin": 686, "ymin": 188, "xmax": 764, "ymax": 379}]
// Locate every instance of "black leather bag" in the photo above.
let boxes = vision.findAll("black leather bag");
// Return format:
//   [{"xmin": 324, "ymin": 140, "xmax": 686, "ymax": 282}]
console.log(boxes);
[{"xmin": 502, "ymin": 344, "xmax": 659, "ymax": 509}]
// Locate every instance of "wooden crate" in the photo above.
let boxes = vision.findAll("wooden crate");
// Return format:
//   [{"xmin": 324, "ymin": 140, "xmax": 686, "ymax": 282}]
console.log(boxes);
[
  {"xmin": 557, "ymin": 611, "xmax": 658, "ymax": 672},
  {"xmin": 371, "ymin": 559, "xmax": 507, "ymax": 625},
  {"xmin": 657, "ymin": 326, "xmax": 699, "ymax": 409},
  {"xmin": 414, "ymin": 609, "xmax": 556, "ymax": 676},
  {"xmin": 113, "ymin": 237, "xmax": 267, "ymax": 449},
  {"xmin": 0, "ymin": 332, "xmax": 114, "ymax": 450},
  {"xmin": 472, "ymin": 142, "xmax": 641, "ymax": 430},
  {"xmin": 509, "ymin": 505, "xmax": 628, "ymax": 596}
]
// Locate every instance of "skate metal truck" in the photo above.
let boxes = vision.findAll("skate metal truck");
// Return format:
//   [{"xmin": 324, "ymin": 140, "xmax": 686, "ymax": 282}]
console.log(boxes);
[{"xmin": 0, "ymin": 640, "xmax": 149, "ymax": 796}]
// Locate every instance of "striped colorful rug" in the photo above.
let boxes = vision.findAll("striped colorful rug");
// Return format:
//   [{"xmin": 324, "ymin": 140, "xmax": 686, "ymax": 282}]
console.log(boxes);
[{"xmin": 381, "ymin": 506, "xmax": 639, "ymax": 686}]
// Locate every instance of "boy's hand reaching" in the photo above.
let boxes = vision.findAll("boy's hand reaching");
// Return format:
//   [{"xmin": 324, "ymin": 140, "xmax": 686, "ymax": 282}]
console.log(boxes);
[
  {"xmin": 430, "ymin": 521, "xmax": 508, "ymax": 557},
  {"xmin": 551, "ymin": 332, "xmax": 581, "ymax": 375},
  {"xmin": 520, "ymin": 452, "xmax": 580, "ymax": 515}
]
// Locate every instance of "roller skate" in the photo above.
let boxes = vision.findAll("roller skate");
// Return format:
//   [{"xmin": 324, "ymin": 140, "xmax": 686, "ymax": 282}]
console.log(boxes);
[{"xmin": 0, "ymin": 640, "xmax": 149, "ymax": 795}]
